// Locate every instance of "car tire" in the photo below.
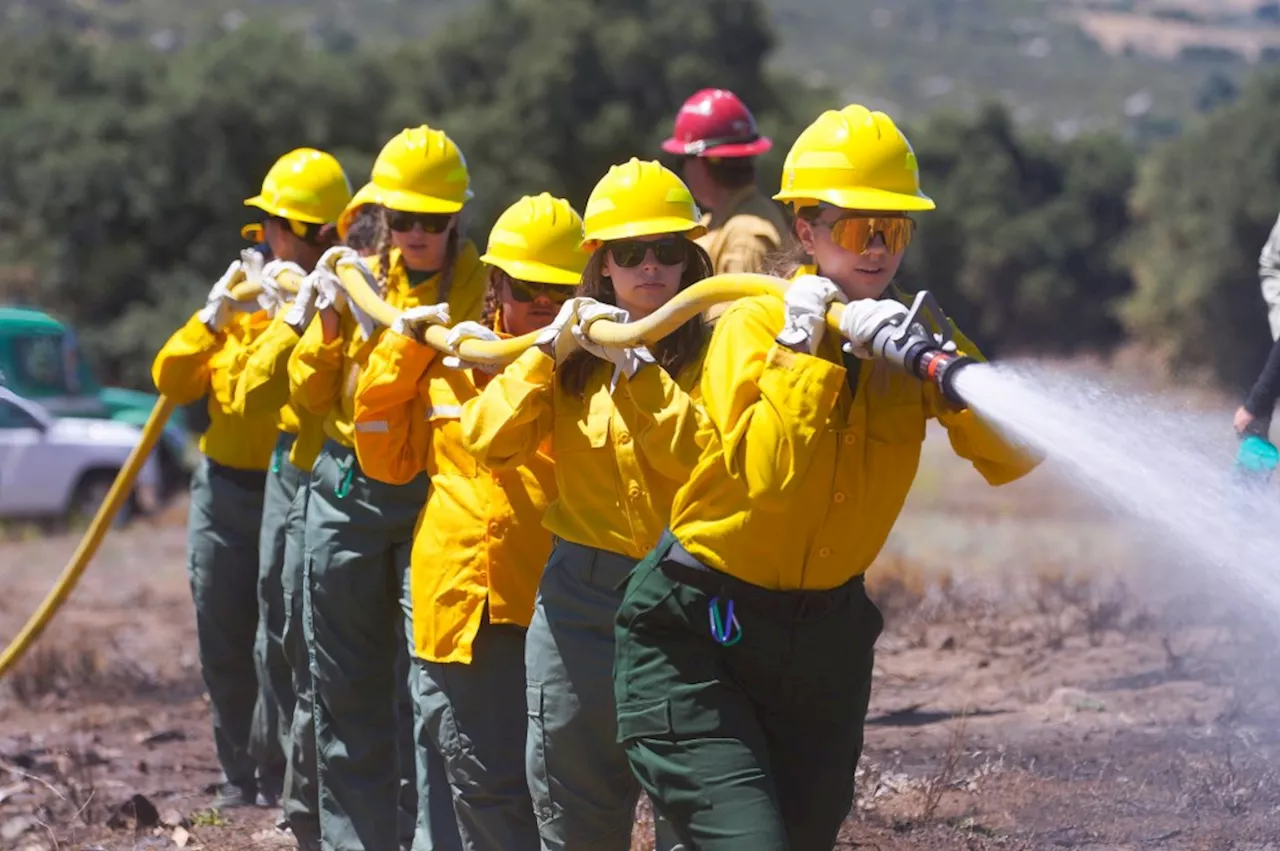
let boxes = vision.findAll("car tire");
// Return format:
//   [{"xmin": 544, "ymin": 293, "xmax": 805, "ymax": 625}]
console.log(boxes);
[{"xmin": 67, "ymin": 470, "xmax": 134, "ymax": 530}]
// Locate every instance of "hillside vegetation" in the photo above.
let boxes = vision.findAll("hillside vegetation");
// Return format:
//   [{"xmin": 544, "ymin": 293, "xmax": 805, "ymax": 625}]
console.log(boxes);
[
  {"xmin": 2, "ymin": 0, "xmax": 1280, "ymax": 396},
  {"xmin": 6, "ymin": 0, "xmax": 1279, "ymax": 136}
]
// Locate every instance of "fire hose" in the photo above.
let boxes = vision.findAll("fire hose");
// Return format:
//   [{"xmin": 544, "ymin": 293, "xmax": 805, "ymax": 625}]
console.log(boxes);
[{"xmin": 0, "ymin": 259, "xmax": 971, "ymax": 677}]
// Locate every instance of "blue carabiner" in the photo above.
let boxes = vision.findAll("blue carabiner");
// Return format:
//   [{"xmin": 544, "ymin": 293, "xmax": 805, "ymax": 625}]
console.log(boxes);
[
  {"xmin": 707, "ymin": 596, "xmax": 742, "ymax": 646},
  {"xmin": 335, "ymin": 455, "xmax": 355, "ymax": 499},
  {"xmin": 270, "ymin": 443, "xmax": 284, "ymax": 475}
]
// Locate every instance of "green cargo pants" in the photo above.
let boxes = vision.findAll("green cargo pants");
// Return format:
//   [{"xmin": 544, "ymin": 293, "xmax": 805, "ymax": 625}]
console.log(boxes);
[
  {"xmin": 249, "ymin": 431, "xmax": 302, "ymax": 787},
  {"xmin": 524, "ymin": 539, "xmax": 643, "ymax": 851},
  {"xmin": 418, "ymin": 611, "xmax": 538, "ymax": 851},
  {"xmin": 304, "ymin": 441, "xmax": 460, "ymax": 851},
  {"xmin": 282, "ymin": 456, "xmax": 318, "ymax": 844},
  {"xmin": 187, "ymin": 457, "xmax": 268, "ymax": 791},
  {"xmin": 614, "ymin": 532, "xmax": 884, "ymax": 851}
]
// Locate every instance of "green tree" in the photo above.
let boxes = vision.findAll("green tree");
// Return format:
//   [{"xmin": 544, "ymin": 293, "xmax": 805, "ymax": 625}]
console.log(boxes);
[
  {"xmin": 1123, "ymin": 71, "xmax": 1280, "ymax": 388},
  {"xmin": 0, "ymin": 0, "xmax": 812, "ymax": 388},
  {"xmin": 899, "ymin": 104, "xmax": 1136, "ymax": 357}
]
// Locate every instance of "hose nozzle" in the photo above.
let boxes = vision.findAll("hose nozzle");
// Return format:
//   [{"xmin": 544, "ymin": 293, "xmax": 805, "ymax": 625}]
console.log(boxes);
[{"xmin": 865, "ymin": 290, "xmax": 976, "ymax": 407}]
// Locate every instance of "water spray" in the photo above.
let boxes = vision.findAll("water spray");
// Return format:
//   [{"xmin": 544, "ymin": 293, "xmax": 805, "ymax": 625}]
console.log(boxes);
[{"xmin": 863, "ymin": 290, "xmax": 978, "ymax": 406}]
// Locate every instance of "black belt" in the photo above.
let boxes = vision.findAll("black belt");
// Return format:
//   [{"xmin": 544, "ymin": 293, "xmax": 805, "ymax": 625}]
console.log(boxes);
[
  {"xmin": 207, "ymin": 460, "xmax": 268, "ymax": 491},
  {"xmin": 659, "ymin": 541, "xmax": 862, "ymax": 624}
]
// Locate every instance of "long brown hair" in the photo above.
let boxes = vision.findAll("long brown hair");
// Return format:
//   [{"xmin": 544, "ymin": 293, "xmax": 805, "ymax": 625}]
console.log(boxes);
[
  {"xmin": 372, "ymin": 206, "xmax": 461, "ymax": 299},
  {"xmin": 480, "ymin": 268, "xmax": 503, "ymax": 332},
  {"xmin": 558, "ymin": 240, "xmax": 712, "ymax": 398},
  {"xmin": 766, "ymin": 205, "xmax": 813, "ymax": 279}
]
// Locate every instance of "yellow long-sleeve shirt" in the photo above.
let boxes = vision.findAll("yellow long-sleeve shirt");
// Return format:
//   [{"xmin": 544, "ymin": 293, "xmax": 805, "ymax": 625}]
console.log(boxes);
[
  {"xmin": 669, "ymin": 292, "xmax": 1040, "ymax": 591},
  {"xmin": 151, "ymin": 311, "xmax": 279, "ymax": 471},
  {"xmin": 230, "ymin": 312, "xmax": 326, "ymax": 471},
  {"xmin": 460, "ymin": 346, "xmax": 707, "ymax": 560},
  {"xmin": 352, "ymin": 331, "xmax": 555, "ymax": 664},
  {"xmin": 287, "ymin": 244, "xmax": 487, "ymax": 449}
]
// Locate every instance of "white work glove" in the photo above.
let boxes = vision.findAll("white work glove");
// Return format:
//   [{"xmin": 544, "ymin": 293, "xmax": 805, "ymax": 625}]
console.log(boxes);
[
  {"xmin": 320, "ymin": 247, "xmax": 383, "ymax": 340},
  {"xmin": 197, "ymin": 259, "xmax": 259, "ymax": 332},
  {"xmin": 534, "ymin": 297, "xmax": 592, "ymax": 365},
  {"xmin": 311, "ymin": 244, "xmax": 362, "ymax": 313},
  {"xmin": 838, "ymin": 298, "xmax": 910, "ymax": 359},
  {"xmin": 311, "ymin": 263, "xmax": 346, "ymax": 315},
  {"xmin": 572, "ymin": 302, "xmax": 655, "ymax": 388},
  {"xmin": 317, "ymin": 244, "xmax": 360, "ymax": 275},
  {"xmin": 391, "ymin": 303, "xmax": 451, "ymax": 341},
  {"xmin": 776, "ymin": 274, "xmax": 846, "ymax": 355},
  {"xmin": 443, "ymin": 321, "xmax": 502, "ymax": 373},
  {"xmin": 258, "ymin": 260, "xmax": 306, "ymax": 317},
  {"xmin": 283, "ymin": 267, "xmax": 324, "ymax": 333}
]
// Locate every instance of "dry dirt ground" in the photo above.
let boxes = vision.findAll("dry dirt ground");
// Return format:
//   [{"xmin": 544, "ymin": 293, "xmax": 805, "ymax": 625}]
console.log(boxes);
[{"xmin": 1, "ymin": 428, "xmax": 1279, "ymax": 850}]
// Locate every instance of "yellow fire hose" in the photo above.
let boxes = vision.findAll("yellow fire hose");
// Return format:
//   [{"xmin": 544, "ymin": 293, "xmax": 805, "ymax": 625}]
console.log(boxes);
[
  {"xmin": 0, "ymin": 257, "xmax": 834, "ymax": 677},
  {"xmin": 231, "ymin": 259, "xmax": 819, "ymax": 364},
  {"xmin": 0, "ymin": 396, "xmax": 177, "ymax": 677}
]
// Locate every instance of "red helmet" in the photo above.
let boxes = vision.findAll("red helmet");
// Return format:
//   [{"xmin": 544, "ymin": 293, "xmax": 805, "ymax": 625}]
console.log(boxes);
[{"xmin": 661, "ymin": 88, "xmax": 772, "ymax": 159}]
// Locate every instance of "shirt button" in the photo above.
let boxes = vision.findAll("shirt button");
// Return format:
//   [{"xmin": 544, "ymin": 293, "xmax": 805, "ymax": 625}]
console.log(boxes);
[
  {"xmin": 618, "ymin": 431, "xmax": 632, "ymax": 445},
  {"xmin": 818, "ymin": 547, "xmax": 831, "ymax": 558},
  {"xmin": 844, "ymin": 434, "xmax": 857, "ymax": 445},
  {"xmin": 628, "ymin": 484, "xmax": 642, "ymax": 499},
  {"xmin": 833, "ymin": 492, "xmax": 846, "ymax": 504}
]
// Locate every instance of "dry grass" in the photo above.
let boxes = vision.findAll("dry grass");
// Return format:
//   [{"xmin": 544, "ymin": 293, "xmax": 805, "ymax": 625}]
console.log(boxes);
[{"xmin": 6, "ymin": 636, "xmax": 157, "ymax": 709}]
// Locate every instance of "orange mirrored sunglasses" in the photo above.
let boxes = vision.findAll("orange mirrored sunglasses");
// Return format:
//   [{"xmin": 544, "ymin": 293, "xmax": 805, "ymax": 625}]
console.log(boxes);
[{"xmin": 824, "ymin": 215, "xmax": 916, "ymax": 255}]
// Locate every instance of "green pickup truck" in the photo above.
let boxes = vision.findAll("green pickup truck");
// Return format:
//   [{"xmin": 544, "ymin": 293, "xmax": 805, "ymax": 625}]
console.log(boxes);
[{"xmin": 0, "ymin": 305, "xmax": 195, "ymax": 498}]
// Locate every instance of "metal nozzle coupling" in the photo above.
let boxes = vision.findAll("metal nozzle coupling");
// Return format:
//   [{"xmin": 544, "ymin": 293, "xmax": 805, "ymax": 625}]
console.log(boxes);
[{"xmin": 865, "ymin": 290, "xmax": 977, "ymax": 407}]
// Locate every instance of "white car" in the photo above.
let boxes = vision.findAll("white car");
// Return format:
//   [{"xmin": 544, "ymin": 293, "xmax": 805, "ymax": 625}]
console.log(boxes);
[{"xmin": 0, "ymin": 387, "xmax": 160, "ymax": 523}]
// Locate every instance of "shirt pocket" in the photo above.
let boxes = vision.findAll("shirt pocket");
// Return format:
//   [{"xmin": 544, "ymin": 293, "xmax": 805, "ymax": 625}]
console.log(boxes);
[
  {"xmin": 552, "ymin": 384, "xmax": 612, "ymax": 453},
  {"xmin": 429, "ymin": 409, "xmax": 478, "ymax": 478}
]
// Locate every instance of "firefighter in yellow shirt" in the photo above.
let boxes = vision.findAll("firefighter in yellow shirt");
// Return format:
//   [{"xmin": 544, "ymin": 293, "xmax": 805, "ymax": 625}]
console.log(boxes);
[
  {"xmin": 151, "ymin": 248, "xmax": 279, "ymax": 810},
  {"xmin": 662, "ymin": 89, "xmax": 789, "ymax": 280},
  {"xmin": 459, "ymin": 159, "xmax": 710, "ymax": 851},
  {"xmin": 613, "ymin": 105, "xmax": 1041, "ymax": 850},
  {"xmin": 287, "ymin": 126, "xmax": 483, "ymax": 851},
  {"xmin": 350, "ymin": 193, "xmax": 588, "ymax": 851},
  {"xmin": 228, "ymin": 148, "xmax": 353, "ymax": 849}
]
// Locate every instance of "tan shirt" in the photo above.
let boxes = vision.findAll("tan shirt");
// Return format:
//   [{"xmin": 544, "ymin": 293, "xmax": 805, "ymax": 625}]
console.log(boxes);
[{"xmin": 695, "ymin": 185, "xmax": 790, "ymax": 276}]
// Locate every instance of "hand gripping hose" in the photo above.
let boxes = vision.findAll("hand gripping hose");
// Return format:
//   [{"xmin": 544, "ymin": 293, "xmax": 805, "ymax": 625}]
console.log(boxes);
[{"xmin": 2, "ymin": 258, "xmax": 968, "ymax": 675}]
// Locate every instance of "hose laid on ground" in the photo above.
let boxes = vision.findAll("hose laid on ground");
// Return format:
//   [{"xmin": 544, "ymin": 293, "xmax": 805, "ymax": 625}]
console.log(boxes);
[
  {"xmin": 0, "ymin": 397, "xmax": 177, "ymax": 677},
  {"xmin": 0, "ymin": 261, "xmax": 831, "ymax": 677}
]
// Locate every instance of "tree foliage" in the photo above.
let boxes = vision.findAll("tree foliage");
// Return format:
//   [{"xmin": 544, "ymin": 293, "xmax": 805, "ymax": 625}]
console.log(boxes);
[
  {"xmin": 2, "ymin": 0, "xmax": 1275, "ymax": 396},
  {"xmin": 900, "ymin": 104, "xmax": 1136, "ymax": 357},
  {"xmin": 0, "ymin": 0, "xmax": 817, "ymax": 387},
  {"xmin": 1124, "ymin": 71, "xmax": 1280, "ymax": 388}
]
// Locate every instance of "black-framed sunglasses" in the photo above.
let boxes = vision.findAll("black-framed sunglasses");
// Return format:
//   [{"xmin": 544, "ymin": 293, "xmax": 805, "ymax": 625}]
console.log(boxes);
[
  {"xmin": 506, "ymin": 277, "xmax": 574, "ymax": 304},
  {"xmin": 607, "ymin": 236, "xmax": 687, "ymax": 268},
  {"xmin": 386, "ymin": 209, "xmax": 454, "ymax": 234}
]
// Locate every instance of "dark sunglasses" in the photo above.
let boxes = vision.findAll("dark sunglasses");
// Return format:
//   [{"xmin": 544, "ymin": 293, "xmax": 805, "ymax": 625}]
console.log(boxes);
[
  {"xmin": 507, "ymin": 277, "xmax": 574, "ymax": 304},
  {"xmin": 386, "ymin": 210, "xmax": 454, "ymax": 234},
  {"xmin": 608, "ymin": 236, "xmax": 687, "ymax": 268}
]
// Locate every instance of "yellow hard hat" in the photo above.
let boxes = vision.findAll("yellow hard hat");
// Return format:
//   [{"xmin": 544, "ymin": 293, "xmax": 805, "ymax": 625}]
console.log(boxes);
[
  {"xmin": 243, "ymin": 147, "xmax": 353, "ymax": 225},
  {"xmin": 774, "ymin": 105, "xmax": 935, "ymax": 212},
  {"xmin": 351, "ymin": 125, "xmax": 472, "ymax": 217},
  {"xmin": 581, "ymin": 158, "xmax": 707, "ymax": 248},
  {"xmin": 336, "ymin": 197, "xmax": 377, "ymax": 242},
  {"xmin": 480, "ymin": 193, "xmax": 588, "ymax": 286}
]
